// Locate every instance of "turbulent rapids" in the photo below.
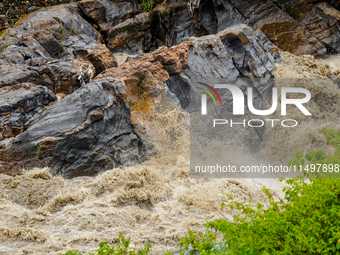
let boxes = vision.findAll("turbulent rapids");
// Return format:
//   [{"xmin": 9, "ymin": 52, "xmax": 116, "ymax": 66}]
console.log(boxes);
[{"xmin": 1, "ymin": 53, "xmax": 340, "ymax": 254}]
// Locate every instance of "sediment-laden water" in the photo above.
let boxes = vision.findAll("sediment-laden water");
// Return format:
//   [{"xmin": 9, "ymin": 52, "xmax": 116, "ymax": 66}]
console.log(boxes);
[{"xmin": 1, "ymin": 53, "xmax": 340, "ymax": 255}]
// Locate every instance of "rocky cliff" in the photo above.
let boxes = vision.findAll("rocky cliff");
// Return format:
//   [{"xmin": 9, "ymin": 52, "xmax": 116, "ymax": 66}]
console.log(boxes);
[{"xmin": 0, "ymin": 0, "xmax": 338, "ymax": 177}]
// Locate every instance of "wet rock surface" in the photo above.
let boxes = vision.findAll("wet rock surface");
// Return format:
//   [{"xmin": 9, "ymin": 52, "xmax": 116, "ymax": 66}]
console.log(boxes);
[
  {"xmin": 77, "ymin": 0, "xmax": 142, "ymax": 31},
  {"xmin": 0, "ymin": 83, "xmax": 57, "ymax": 141},
  {"xmin": 0, "ymin": 78, "xmax": 151, "ymax": 178},
  {"xmin": 77, "ymin": 0, "xmax": 340, "ymax": 56},
  {"xmin": 0, "ymin": 21, "xmax": 280, "ymax": 177},
  {"xmin": 107, "ymin": 12, "xmax": 152, "ymax": 54},
  {"xmin": 1, "ymin": 0, "xmax": 339, "ymax": 177},
  {"xmin": 0, "ymin": 4, "xmax": 115, "ymax": 94},
  {"xmin": 2, "ymin": 0, "xmax": 340, "ymax": 56}
]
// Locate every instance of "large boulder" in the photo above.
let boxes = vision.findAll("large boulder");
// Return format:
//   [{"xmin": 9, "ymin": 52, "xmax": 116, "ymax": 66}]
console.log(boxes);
[
  {"xmin": 97, "ymin": 41, "xmax": 194, "ymax": 111},
  {"xmin": 0, "ymin": 0, "xmax": 288, "ymax": 179},
  {"xmin": 170, "ymin": 24, "xmax": 279, "ymax": 109},
  {"xmin": 99, "ymin": 24, "xmax": 280, "ymax": 152},
  {"xmin": 0, "ymin": 78, "xmax": 151, "ymax": 178},
  {"xmin": 0, "ymin": 24, "xmax": 281, "ymax": 178},
  {"xmin": 184, "ymin": 25, "xmax": 280, "ymax": 152},
  {"xmin": 100, "ymin": 24, "xmax": 280, "ymax": 110},
  {"xmin": 0, "ymin": 4, "xmax": 117, "ymax": 94},
  {"xmin": 13, "ymin": 4, "xmax": 101, "ymax": 42}
]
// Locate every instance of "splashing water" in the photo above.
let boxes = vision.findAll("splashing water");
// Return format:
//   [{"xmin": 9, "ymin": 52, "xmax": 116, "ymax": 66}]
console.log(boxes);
[{"xmin": 1, "ymin": 53, "xmax": 340, "ymax": 254}]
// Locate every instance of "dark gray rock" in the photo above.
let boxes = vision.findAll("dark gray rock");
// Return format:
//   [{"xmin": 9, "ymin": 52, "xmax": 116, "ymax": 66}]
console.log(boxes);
[
  {"xmin": 107, "ymin": 12, "xmax": 152, "ymax": 54},
  {"xmin": 167, "ymin": 25, "xmax": 280, "ymax": 151},
  {"xmin": 0, "ymin": 59, "xmax": 86, "ymax": 94},
  {"xmin": 0, "ymin": 45, "xmax": 26, "ymax": 64},
  {"xmin": 0, "ymin": 64, "xmax": 45, "ymax": 88},
  {"xmin": 0, "ymin": 4, "xmax": 118, "ymax": 95},
  {"xmin": 77, "ymin": 0, "xmax": 142, "ymax": 31},
  {"xmin": 27, "ymin": 6, "xmax": 39, "ymax": 13},
  {"xmin": 77, "ymin": 0, "xmax": 340, "ymax": 56},
  {"xmin": 179, "ymin": 24, "xmax": 280, "ymax": 107},
  {"xmin": 166, "ymin": 74, "xmax": 190, "ymax": 109},
  {"xmin": 13, "ymin": 5, "xmax": 101, "ymax": 42},
  {"xmin": 0, "ymin": 78, "xmax": 151, "ymax": 178},
  {"xmin": 0, "ymin": 83, "xmax": 57, "ymax": 141},
  {"xmin": 0, "ymin": 9, "xmax": 283, "ymax": 177},
  {"xmin": 33, "ymin": 30, "xmax": 64, "ymax": 58}
]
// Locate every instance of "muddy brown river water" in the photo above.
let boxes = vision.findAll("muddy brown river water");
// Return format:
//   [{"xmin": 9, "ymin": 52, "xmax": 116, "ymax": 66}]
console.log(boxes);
[{"xmin": 1, "ymin": 52, "xmax": 340, "ymax": 254}]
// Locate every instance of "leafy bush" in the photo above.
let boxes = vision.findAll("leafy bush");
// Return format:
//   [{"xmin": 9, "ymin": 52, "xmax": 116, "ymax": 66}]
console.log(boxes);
[
  {"xmin": 290, "ymin": 129, "xmax": 340, "ymax": 178},
  {"xmin": 177, "ymin": 129, "xmax": 340, "ymax": 254},
  {"xmin": 178, "ymin": 176, "xmax": 340, "ymax": 254},
  {"xmin": 58, "ymin": 234, "xmax": 152, "ymax": 255}
]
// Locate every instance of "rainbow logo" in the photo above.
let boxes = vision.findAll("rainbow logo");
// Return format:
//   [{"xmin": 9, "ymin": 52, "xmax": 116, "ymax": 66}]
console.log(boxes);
[{"xmin": 198, "ymin": 82, "xmax": 223, "ymax": 106}]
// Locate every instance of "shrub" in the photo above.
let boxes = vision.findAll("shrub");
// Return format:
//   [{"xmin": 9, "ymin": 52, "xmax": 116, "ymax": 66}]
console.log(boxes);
[
  {"xmin": 58, "ymin": 234, "xmax": 152, "ymax": 255},
  {"xmin": 289, "ymin": 129, "xmax": 340, "ymax": 178},
  {"xmin": 177, "ymin": 129, "xmax": 340, "ymax": 254},
  {"xmin": 178, "ymin": 176, "xmax": 340, "ymax": 254}
]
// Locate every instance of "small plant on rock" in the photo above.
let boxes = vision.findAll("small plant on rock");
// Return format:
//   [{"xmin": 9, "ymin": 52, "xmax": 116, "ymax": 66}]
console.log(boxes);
[{"xmin": 140, "ymin": 0, "xmax": 154, "ymax": 12}]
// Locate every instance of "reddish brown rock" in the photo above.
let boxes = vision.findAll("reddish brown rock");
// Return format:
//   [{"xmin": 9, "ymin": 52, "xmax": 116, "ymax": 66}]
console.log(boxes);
[
  {"xmin": 97, "ymin": 41, "xmax": 193, "ymax": 88},
  {"xmin": 96, "ymin": 41, "xmax": 193, "ymax": 112},
  {"xmin": 85, "ymin": 44, "xmax": 118, "ymax": 74}
]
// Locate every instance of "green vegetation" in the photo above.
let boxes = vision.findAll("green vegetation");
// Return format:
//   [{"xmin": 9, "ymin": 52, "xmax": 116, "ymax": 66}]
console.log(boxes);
[
  {"xmin": 290, "ymin": 129, "xmax": 340, "ymax": 178},
  {"xmin": 177, "ymin": 128, "xmax": 340, "ymax": 254},
  {"xmin": 139, "ymin": 0, "xmax": 154, "ymax": 12},
  {"xmin": 59, "ymin": 129, "xmax": 340, "ymax": 255},
  {"xmin": 179, "ymin": 176, "xmax": 340, "ymax": 254},
  {"xmin": 58, "ymin": 234, "xmax": 152, "ymax": 255}
]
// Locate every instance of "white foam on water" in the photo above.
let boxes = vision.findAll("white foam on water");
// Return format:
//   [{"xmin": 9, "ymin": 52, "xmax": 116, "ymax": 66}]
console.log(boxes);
[{"xmin": 1, "ymin": 52, "xmax": 340, "ymax": 254}]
